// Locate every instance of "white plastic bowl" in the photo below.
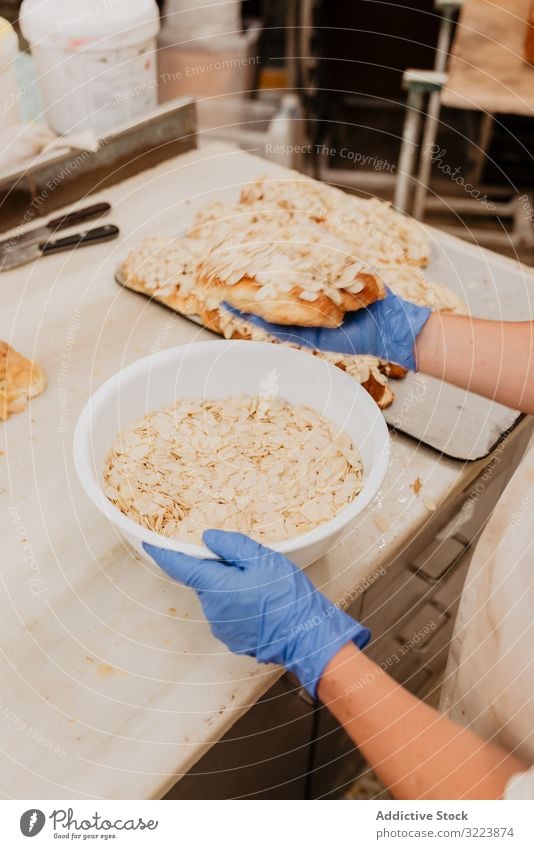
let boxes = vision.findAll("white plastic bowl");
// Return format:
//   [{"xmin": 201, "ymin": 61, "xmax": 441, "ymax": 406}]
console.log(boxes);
[{"xmin": 74, "ymin": 341, "xmax": 389, "ymax": 568}]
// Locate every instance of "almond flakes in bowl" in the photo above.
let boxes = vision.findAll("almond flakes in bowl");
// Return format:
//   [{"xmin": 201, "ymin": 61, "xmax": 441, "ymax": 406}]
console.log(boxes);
[{"xmin": 103, "ymin": 396, "xmax": 363, "ymax": 546}]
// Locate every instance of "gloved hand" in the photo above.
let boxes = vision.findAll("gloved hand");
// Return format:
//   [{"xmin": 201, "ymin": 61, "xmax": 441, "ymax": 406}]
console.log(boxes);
[
  {"xmin": 144, "ymin": 530, "xmax": 370, "ymax": 698},
  {"xmin": 222, "ymin": 289, "xmax": 431, "ymax": 371}
]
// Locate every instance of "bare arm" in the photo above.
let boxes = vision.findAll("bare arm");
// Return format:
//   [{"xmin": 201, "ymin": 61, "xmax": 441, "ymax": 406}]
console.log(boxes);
[
  {"xmin": 416, "ymin": 314, "xmax": 534, "ymax": 414},
  {"xmin": 318, "ymin": 642, "xmax": 526, "ymax": 800}
]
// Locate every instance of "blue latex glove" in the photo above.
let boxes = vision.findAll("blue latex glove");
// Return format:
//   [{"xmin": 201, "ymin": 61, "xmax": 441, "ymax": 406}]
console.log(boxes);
[
  {"xmin": 222, "ymin": 289, "xmax": 431, "ymax": 371},
  {"xmin": 144, "ymin": 530, "xmax": 370, "ymax": 698}
]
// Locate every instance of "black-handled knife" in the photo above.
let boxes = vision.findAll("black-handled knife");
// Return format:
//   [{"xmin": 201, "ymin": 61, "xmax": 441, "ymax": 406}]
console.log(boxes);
[
  {"xmin": 0, "ymin": 202, "xmax": 112, "ymax": 255},
  {"xmin": 0, "ymin": 224, "xmax": 120, "ymax": 271}
]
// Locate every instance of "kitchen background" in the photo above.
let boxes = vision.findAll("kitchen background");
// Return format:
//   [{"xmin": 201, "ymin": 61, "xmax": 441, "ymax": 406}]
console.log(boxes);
[{"xmin": 2, "ymin": 0, "xmax": 534, "ymax": 265}]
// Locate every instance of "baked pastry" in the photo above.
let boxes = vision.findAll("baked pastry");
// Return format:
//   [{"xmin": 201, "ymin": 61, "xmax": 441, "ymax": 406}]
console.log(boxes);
[
  {"xmin": 117, "ymin": 238, "xmax": 396, "ymax": 408},
  {"xmin": 120, "ymin": 224, "xmax": 386, "ymax": 330},
  {"xmin": 0, "ymin": 341, "xmax": 46, "ymax": 420},
  {"xmin": 238, "ymin": 175, "xmax": 431, "ymax": 267},
  {"xmin": 118, "ymin": 235, "xmax": 205, "ymax": 317},
  {"xmin": 117, "ymin": 174, "xmax": 466, "ymax": 410},
  {"xmin": 197, "ymin": 217, "xmax": 385, "ymax": 328}
]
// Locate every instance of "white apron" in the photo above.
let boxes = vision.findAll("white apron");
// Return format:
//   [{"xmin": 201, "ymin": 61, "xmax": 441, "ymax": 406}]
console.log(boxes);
[{"xmin": 440, "ymin": 443, "xmax": 534, "ymax": 798}]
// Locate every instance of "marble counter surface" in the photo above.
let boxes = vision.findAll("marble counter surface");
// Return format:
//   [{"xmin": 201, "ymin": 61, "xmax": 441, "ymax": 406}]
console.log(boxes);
[{"xmin": 1, "ymin": 143, "xmax": 532, "ymax": 799}]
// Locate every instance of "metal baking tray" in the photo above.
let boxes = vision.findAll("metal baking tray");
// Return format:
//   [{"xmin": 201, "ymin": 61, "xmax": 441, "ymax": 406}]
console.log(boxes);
[{"xmin": 115, "ymin": 175, "xmax": 533, "ymax": 463}]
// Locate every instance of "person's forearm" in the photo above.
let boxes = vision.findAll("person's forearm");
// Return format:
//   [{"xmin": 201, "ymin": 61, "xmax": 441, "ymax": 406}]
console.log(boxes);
[
  {"xmin": 415, "ymin": 313, "xmax": 534, "ymax": 414},
  {"xmin": 318, "ymin": 643, "xmax": 526, "ymax": 799}
]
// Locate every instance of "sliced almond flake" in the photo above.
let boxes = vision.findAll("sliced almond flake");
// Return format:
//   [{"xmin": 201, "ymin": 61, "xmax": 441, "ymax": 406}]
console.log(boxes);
[{"xmin": 411, "ymin": 477, "xmax": 423, "ymax": 495}]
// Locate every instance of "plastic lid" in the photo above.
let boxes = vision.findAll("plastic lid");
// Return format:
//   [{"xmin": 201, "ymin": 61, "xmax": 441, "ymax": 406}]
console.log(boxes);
[
  {"xmin": 0, "ymin": 16, "xmax": 18, "ymax": 66},
  {"xmin": 20, "ymin": 0, "xmax": 160, "ymax": 45}
]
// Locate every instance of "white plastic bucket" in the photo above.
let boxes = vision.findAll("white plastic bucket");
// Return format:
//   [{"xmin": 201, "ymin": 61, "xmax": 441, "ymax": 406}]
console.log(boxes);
[
  {"xmin": 20, "ymin": 0, "xmax": 161, "ymax": 135},
  {"xmin": 0, "ymin": 17, "xmax": 20, "ymax": 129}
]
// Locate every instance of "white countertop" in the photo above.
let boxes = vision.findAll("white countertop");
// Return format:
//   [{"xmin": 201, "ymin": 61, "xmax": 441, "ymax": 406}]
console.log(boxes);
[{"xmin": 1, "ymin": 143, "xmax": 532, "ymax": 799}]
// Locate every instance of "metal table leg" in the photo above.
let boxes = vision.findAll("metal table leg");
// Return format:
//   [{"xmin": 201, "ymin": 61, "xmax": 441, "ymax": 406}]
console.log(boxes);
[
  {"xmin": 412, "ymin": 1, "xmax": 462, "ymax": 220},
  {"xmin": 394, "ymin": 71, "xmax": 447, "ymax": 214},
  {"xmin": 394, "ymin": 87, "xmax": 425, "ymax": 213}
]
